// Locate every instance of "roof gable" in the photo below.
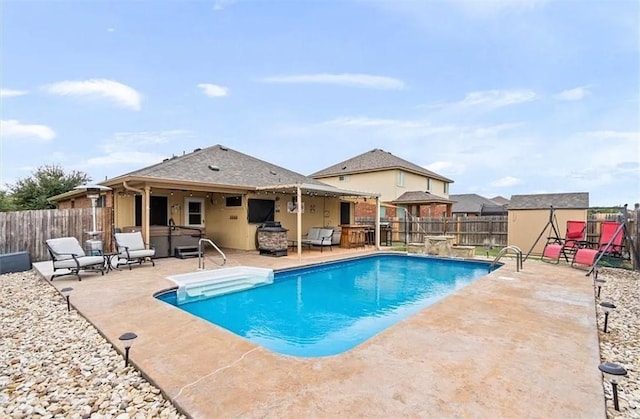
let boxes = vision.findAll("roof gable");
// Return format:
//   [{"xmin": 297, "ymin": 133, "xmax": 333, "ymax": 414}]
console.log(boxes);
[
  {"xmin": 509, "ymin": 192, "xmax": 589, "ymax": 210},
  {"xmin": 108, "ymin": 144, "xmax": 328, "ymax": 189},
  {"xmin": 310, "ymin": 148, "xmax": 453, "ymax": 182}
]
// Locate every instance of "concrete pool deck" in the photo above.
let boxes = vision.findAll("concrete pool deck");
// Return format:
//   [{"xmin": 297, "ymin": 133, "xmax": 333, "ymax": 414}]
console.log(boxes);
[{"xmin": 34, "ymin": 248, "xmax": 605, "ymax": 418}]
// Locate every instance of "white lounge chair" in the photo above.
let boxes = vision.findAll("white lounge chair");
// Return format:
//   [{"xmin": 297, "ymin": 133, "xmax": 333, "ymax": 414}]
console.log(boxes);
[
  {"xmin": 46, "ymin": 237, "xmax": 105, "ymax": 281},
  {"xmin": 114, "ymin": 232, "xmax": 156, "ymax": 270}
]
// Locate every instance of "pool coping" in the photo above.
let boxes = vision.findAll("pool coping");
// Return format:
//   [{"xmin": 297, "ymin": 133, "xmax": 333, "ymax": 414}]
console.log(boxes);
[{"xmin": 33, "ymin": 250, "xmax": 605, "ymax": 418}]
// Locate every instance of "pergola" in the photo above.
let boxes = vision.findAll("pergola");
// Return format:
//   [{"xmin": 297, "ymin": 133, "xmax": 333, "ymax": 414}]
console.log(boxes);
[{"xmin": 256, "ymin": 183, "xmax": 381, "ymax": 260}]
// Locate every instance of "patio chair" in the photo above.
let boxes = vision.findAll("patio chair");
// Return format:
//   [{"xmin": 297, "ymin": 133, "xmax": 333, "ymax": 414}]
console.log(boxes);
[
  {"xmin": 571, "ymin": 221, "xmax": 625, "ymax": 269},
  {"xmin": 596, "ymin": 221, "xmax": 624, "ymax": 257},
  {"xmin": 301, "ymin": 228, "xmax": 334, "ymax": 252},
  {"xmin": 46, "ymin": 237, "xmax": 106, "ymax": 281},
  {"xmin": 541, "ymin": 220, "xmax": 587, "ymax": 264},
  {"xmin": 114, "ymin": 232, "xmax": 156, "ymax": 270}
]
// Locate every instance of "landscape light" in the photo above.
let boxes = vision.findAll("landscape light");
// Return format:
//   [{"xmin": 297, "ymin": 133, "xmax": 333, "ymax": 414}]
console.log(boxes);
[
  {"xmin": 118, "ymin": 332, "xmax": 138, "ymax": 367},
  {"xmin": 598, "ymin": 362, "xmax": 627, "ymax": 411}
]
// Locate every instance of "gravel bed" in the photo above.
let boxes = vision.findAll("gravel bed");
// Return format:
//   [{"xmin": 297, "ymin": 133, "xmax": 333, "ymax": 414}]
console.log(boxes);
[
  {"xmin": 596, "ymin": 268, "xmax": 640, "ymax": 418},
  {"xmin": 1, "ymin": 267, "xmax": 638, "ymax": 418},
  {"xmin": 0, "ymin": 270, "xmax": 185, "ymax": 419}
]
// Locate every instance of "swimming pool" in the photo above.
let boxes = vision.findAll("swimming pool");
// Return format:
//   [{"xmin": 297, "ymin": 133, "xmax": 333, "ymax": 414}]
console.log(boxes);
[{"xmin": 157, "ymin": 254, "xmax": 493, "ymax": 357}]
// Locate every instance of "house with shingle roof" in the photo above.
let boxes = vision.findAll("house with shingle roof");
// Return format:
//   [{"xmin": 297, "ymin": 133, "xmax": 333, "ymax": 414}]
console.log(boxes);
[
  {"xmin": 49, "ymin": 145, "xmax": 378, "ymax": 253},
  {"xmin": 310, "ymin": 148, "xmax": 454, "ymax": 218},
  {"xmin": 450, "ymin": 194, "xmax": 508, "ymax": 217},
  {"xmin": 507, "ymin": 192, "xmax": 589, "ymax": 255}
]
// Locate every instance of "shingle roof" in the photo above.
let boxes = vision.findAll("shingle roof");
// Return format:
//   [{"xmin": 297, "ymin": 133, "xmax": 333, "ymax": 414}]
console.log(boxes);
[
  {"xmin": 450, "ymin": 194, "xmax": 507, "ymax": 214},
  {"xmin": 509, "ymin": 192, "xmax": 589, "ymax": 210},
  {"xmin": 490, "ymin": 196, "xmax": 510, "ymax": 205},
  {"xmin": 310, "ymin": 148, "xmax": 453, "ymax": 182},
  {"xmin": 108, "ymin": 144, "xmax": 328, "ymax": 188},
  {"xmin": 392, "ymin": 191, "xmax": 455, "ymax": 204}
]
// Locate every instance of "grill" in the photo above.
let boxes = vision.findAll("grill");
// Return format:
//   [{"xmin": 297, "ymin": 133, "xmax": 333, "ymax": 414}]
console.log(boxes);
[{"xmin": 257, "ymin": 221, "xmax": 289, "ymax": 257}]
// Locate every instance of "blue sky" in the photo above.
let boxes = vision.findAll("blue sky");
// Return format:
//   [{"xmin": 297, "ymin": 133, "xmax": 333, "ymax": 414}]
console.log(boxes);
[{"xmin": 1, "ymin": 0, "xmax": 638, "ymax": 206}]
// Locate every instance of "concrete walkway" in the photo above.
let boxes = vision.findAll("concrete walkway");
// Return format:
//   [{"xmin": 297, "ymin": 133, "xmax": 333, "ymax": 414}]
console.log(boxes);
[{"xmin": 34, "ymin": 249, "xmax": 605, "ymax": 418}]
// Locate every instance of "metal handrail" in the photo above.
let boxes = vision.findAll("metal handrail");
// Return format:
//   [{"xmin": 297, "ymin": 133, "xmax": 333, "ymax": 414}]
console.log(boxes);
[
  {"xmin": 198, "ymin": 238, "xmax": 227, "ymax": 270},
  {"xmin": 489, "ymin": 245, "xmax": 523, "ymax": 272}
]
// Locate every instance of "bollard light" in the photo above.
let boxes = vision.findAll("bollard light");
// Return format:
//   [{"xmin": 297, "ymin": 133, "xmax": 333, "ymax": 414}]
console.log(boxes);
[
  {"xmin": 118, "ymin": 332, "xmax": 138, "ymax": 367},
  {"xmin": 599, "ymin": 301, "xmax": 616, "ymax": 333},
  {"xmin": 599, "ymin": 362, "xmax": 627, "ymax": 411},
  {"xmin": 60, "ymin": 287, "xmax": 73, "ymax": 313}
]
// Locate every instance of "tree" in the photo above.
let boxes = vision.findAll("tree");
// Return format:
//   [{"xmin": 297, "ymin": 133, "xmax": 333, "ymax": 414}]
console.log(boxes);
[
  {"xmin": 9, "ymin": 165, "xmax": 91, "ymax": 210},
  {"xmin": 0, "ymin": 190, "xmax": 16, "ymax": 212}
]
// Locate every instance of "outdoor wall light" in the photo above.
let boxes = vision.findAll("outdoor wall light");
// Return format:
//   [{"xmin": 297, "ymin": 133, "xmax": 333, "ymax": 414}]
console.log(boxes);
[
  {"xmin": 598, "ymin": 361, "xmax": 628, "ymax": 411},
  {"xmin": 118, "ymin": 332, "xmax": 138, "ymax": 367},
  {"xmin": 60, "ymin": 287, "xmax": 73, "ymax": 313},
  {"xmin": 599, "ymin": 301, "xmax": 616, "ymax": 333}
]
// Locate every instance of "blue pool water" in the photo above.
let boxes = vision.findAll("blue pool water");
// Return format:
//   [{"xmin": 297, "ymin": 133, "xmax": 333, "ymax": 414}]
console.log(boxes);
[{"xmin": 157, "ymin": 254, "xmax": 492, "ymax": 357}]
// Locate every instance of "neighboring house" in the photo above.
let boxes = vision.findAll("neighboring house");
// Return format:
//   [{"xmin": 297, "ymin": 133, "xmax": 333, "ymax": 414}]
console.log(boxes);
[
  {"xmin": 507, "ymin": 192, "xmax": 589, "ymax": 255},
  {"xmin": 49, "ymin": 145, "xmax": 378, "ymax": 252},
  {"xmin": 450, "ymin": 194, "xmax": 508, "ymax": 217},
  {"xmin": 310, "ymin": 148, "xmax": 454, "ymax": 218},
  {"xmin": 490, "ymin": 196, "xmax": 510, "ymax": 206}
]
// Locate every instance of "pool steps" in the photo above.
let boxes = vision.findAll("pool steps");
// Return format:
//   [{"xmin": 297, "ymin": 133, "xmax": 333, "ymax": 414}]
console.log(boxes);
[{"xmin": 167, "ymin": 266, "xmax": 274, "ymax": 304}]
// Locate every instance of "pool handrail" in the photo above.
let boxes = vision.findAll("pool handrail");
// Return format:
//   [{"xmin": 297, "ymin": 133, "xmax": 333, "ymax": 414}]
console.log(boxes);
[
  {"xmin": 489, "ymin": 245, "xmax": 523, "ymax": 272},
  {"xmin": 198, "ymin": 238, "xmax": 226, "ymax": 270}
]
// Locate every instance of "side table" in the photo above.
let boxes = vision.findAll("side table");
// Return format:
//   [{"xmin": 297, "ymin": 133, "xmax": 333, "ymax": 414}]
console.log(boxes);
[{"xmin": 103, "ymin": 252, "xmax": 120, "ymax": 272}]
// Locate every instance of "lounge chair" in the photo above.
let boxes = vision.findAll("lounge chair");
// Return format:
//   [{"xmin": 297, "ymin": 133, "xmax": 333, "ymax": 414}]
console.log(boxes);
[
  {"xmin": 596, "ymin": 221, "xmax": 624, "ymax": 258},
  {"xmin": 46, "ymin": 237, "xmax": 106, "ymax": 281},
  {"xmin": 301, "ymin": 228, "xmax": 334, "ymax": 252},
  {"xmin": 114, "ymin": 232, "xmax": 156, "ymax": 270},
  {"xmin": 541, "ymin": 220, "xmax": 587, "ymax": 264},
  {"xmin": 571, "ymin": 221, "xmax": 625, "ymax": 269}
]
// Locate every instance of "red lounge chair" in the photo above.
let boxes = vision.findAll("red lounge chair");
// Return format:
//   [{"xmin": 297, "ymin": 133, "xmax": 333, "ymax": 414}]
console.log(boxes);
[
  {"xmin": 541, "ymin": 220, "xmax": 586, "ymax": 263},
  {"xmin": 597, "ymin": 221, "xmax": 624, "ymax": 257}
]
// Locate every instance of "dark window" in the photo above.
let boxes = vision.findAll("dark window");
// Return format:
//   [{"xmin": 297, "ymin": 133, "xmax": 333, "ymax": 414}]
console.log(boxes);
[
  {"xmin": 248, "ymin": 199, "xmax": 275, "ymax": 223},
  {"xmin": 226, "ymin": 196, "xmax": 242, "ymax": 207},
  {"xmin": 135, "ymin": 195, "xmax": 142, "ymax": 226}
]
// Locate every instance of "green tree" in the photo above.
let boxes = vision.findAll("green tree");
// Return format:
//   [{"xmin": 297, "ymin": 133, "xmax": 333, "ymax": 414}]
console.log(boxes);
[
  {"xmin": 9, "ymin": 165, "xmax": 91, "ymax": 210},
  {"xmin": 0, "ymin": 190, "xmax": 16, "ymax": 212}
]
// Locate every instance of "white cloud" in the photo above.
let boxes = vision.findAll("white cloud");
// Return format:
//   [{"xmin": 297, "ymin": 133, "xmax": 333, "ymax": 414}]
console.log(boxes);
[
  {"xmin": 554, "ymin": 86, "xmax": 591, "ymax": 101},
  {"xmin": 425, "ymin": 161, "xmax": 466, "ymax": 176},
  {"xmin": 43, "ymin": 79, "xmax": 142, "ymax": 110},
  {"xmin": 197, "ymin": 83, "xmax": 229, "ymax": 97},
  {"xmin": 107, "ymin": 28, "xmax": 115, "ymax": 32},
  {"xmin": 1, "ymin": 88, "xmax": 29, "ymax": 97},
  {"xmin": 84, "ymin": 151, "xmax": 167, "ymax": 167},
  {"xmin": 455, "ymin": 89, "xmax": 538, "ymax": 109},
  {"xmin": 213, "ymin": 0, "xmax": 237, "ymax": 10},
  {"xmin": 453, "ymin": 0, "xmax": 548, "ymax": 18},
  {"xmin": 490, "ymin": 176, "xmax": 521, "ymax": 187},
  {"xmin": 0, "ymin": 119, "xmax": 56, "ymax": 141},
  {"xmin": 262, "ymin": 73, "xmax": 405, "ymax": 90},
  {"xmin": 100, "ymin": 130, "xmax": 191, "ymax": 154}
]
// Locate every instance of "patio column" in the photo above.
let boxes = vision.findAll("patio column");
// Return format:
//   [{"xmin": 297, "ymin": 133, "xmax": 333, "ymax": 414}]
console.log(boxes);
[
  {"xmin": 143, "ymin": 186, "xmax": 151, "ymax": 247},
  {"xmin": 297, "ymin": 185, "xmax": 302, "ymax": 261},
  {"xmin": 375, "ymin": 196, "xmax": 381, "ymax": 250}
]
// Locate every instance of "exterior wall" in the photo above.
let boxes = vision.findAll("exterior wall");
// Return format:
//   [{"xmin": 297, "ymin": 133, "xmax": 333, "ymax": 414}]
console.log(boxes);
[
  {"xmin": 508, "ymin": 209, "xmax": 588, "ymax": 255},
  {"xmin": 320, "ymin": 170, "xmax": 449, "ymax": 203},
  {"xmin": 56, "ymin": 192, "xmax": 114, "ymax": 210}
]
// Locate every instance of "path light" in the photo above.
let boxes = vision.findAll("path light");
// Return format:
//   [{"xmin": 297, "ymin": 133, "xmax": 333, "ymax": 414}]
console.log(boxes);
[
  {"xmin": 60, "ymin": 287, "xmax": 73, "ymax": 313},
  {"xmin": 118, "ymin": 332, "xmax": 138, "ymax": 367},
  {"xmin": 599, "ymin": 301, "xmax": 616, "ymax": 333},
  {"xmin": 599, "ymin": 362, "xmax": 627, "ymax": 411},
  {"xmin": 594, "ymin": 276, "xmax": 606, "ymax": 298}
]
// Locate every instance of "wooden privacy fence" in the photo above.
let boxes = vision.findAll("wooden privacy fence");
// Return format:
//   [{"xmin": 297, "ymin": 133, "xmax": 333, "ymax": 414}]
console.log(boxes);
[
  {"xmin": 357, "ymin": 216, "xmax": 509, "ymax": 247},
  {"xmin": 0, "ymin": 208, "xmax": 113, "ymax": 262}
]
